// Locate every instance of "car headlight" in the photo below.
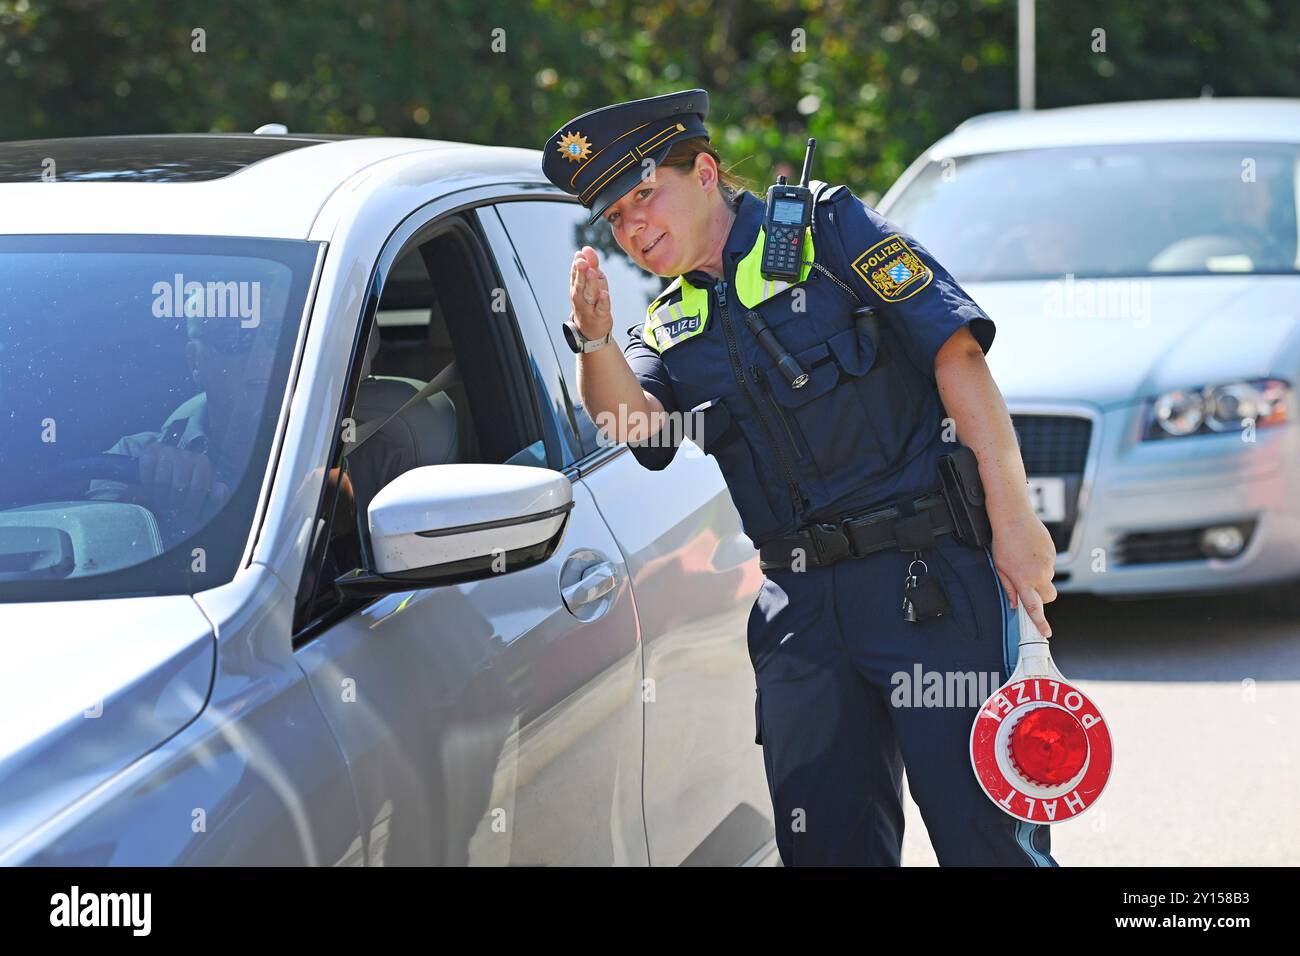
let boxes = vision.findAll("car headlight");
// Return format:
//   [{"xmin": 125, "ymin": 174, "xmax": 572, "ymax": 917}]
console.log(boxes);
[{"xmin": 1142, "ymin": 378, "xmax": 1290, "ymax": 440}]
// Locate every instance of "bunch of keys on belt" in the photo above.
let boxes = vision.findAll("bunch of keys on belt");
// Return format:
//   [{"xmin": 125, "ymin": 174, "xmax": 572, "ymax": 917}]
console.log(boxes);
[{"xmin": 902, "ymin": 552, "xmax": 952, "ymax": 622}]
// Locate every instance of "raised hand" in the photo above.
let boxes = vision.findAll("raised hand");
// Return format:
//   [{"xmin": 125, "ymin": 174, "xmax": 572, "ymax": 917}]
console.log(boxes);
[{"xmin": 569, "ymin": 245, "xmax": 613, "ymax": 340}]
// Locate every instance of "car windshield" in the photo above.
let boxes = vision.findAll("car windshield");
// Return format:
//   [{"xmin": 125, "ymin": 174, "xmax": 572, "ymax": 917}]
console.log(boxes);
[
  {"xmin": 885, "ymin": 142, "xmax": 1300, "ymax": 280},
  {"xmin": 0, "ymin": 235, "xmax": 320, "ymax": 603}
]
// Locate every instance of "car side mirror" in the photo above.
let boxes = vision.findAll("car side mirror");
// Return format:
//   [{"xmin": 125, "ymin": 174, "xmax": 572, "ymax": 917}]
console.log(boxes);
[{"xmin": 333, "ymin": 463, "xmax": 572, "ymax": 598}]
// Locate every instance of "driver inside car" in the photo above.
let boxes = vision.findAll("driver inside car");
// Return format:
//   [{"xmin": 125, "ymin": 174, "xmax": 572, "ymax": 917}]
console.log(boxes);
[{"xmin": 87, "ymin": 312, "xmax": 278, "ymax": 542}]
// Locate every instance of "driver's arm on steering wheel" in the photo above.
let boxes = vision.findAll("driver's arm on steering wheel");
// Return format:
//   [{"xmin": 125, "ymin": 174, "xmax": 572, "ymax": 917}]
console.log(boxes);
[
  {"xmin": 85, "ymin": 430, "xmax": 163, "ymax": 502},
  {"xmin": 87, "ymin": 430, "xmax": 229, "ymax": 527}
]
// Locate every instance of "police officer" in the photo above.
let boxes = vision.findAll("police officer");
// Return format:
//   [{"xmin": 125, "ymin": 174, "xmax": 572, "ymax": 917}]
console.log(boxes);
[{"xmin": 542, "ymin": 89, "xmax": 1060, "ymax": 866}]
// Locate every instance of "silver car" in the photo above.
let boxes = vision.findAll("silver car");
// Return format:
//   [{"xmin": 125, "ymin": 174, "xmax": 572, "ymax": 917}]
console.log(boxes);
[
  {"xmin": 878, "ymin": 97, "xmax": 1300, "ymax": 605},
  {"xmin": 0, "ymin": 133, "xmax": 773, "ymax": 865}
]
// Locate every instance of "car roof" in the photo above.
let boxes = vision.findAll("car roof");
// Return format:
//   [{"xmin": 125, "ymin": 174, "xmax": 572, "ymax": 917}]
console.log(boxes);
[
  {"xmin": 928, "ymin": 97, "xmax": 1300, "ymax": 158},
  {"xmin": 0, "ymin": 133, "xmax": 368, "ymax": 183},
  {"xmin": 0, "ymin": 133, "xmax": 553, "ymax": 239}
]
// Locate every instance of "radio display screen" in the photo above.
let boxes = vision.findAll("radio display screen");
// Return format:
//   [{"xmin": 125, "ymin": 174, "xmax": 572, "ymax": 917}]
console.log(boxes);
[{"xmin": 772, "ymin": 198, "xmax": 805, "ymax": 225}]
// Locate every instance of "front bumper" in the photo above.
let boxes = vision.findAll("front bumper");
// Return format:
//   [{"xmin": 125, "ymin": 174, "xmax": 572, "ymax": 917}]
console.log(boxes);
[{"xmin": 1009, "ymin": 400, "xmax": 1300, "ymax": 597}]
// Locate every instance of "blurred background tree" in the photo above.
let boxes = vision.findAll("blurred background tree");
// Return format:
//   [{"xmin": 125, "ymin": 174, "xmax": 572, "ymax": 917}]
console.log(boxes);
[{"xmin": 1, "ymin": 0, "xmax": 1297, "ymax": 199}]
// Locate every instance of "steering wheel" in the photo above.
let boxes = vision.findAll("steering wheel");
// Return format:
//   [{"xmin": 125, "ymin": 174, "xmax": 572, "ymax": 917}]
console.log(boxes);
[{"xmin": 1, "ymin": 453, "xmax": 140, "ymax": 507}]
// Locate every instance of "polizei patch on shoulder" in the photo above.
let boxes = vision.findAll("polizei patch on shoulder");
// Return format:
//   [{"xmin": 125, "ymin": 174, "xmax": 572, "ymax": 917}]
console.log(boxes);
[
  {"xmin": 851, "ymin": 235, "xmax": 933, "ymax": 302},
  {"xmin": 643, "ymin": 303, "xmax": 707, "ymax": 353}
]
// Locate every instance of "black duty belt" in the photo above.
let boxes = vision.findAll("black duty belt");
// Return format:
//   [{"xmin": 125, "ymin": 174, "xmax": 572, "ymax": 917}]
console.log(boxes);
[{"xmin": 758, "ymin": 490, "xmax": 955, "ymax": 571}]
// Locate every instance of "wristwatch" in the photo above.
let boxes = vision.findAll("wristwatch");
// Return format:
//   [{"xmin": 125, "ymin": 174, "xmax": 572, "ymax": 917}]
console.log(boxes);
[{"xmin": 563, "ymin": 320, "xmax": 613, "ymax": 354}]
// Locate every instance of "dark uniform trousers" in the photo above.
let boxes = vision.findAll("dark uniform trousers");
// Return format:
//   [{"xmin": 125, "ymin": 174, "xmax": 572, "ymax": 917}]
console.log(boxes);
[{"xmin": 748, "ymin": 532, "xmax": 1058, "ymax": 867}]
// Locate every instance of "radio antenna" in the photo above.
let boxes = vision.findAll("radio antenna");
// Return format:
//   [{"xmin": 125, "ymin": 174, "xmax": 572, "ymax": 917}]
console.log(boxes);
[{"xmin": 798, "ymin": 138, "xmax": 817, "ymax": 187}]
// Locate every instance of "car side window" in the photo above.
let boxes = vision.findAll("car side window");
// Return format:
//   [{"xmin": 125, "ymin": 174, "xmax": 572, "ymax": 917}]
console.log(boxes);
[
  {"xmin": 294, "ymin": 213, "xmax": 555, "ymax": 636},
  {"xmin": 493, "ymin": 199, "xmax": 667, "ymax": 456}
]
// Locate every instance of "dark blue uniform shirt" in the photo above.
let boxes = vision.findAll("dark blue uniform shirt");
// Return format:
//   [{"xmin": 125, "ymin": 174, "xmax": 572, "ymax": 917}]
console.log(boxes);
[{"xmin": 623, "ymin": 187, "xmax": 995, "ymax": 547}]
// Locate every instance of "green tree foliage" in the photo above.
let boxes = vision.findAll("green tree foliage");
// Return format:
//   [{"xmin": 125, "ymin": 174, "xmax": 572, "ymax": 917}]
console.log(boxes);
[{"xmin": 2, "ymin": 0, "xmax": 1297, "ymax": 198}]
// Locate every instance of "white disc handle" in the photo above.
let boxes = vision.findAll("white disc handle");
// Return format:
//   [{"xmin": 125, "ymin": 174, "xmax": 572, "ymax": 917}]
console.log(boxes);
[{"xmin": 1013, "ymin": 592, "xmax": 1064, "ymax": 681}]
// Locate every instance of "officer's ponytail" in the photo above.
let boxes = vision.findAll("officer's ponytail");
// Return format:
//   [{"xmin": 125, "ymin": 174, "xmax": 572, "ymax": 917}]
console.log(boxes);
[{"xmin": 659, "ymin": 137, "xmax": 753, "ymax": 204}]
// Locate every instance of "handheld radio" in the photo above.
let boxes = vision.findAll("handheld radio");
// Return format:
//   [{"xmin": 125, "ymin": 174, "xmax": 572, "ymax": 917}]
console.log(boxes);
[{"xmin": 760, "ymin": 138, "xmax": 817, "ymax": 281}]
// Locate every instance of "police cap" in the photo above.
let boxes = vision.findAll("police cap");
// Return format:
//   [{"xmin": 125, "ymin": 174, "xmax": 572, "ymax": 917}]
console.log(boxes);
[{"xmin": 541, "ymin": 89, "xmax": 710, "ymax": 225}]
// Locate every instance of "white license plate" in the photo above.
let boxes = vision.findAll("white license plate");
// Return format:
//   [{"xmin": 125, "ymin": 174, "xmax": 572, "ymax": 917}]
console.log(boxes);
[{"xmin": 1027, "ymin": 477, "xmax": 1067, "ymax": 522}]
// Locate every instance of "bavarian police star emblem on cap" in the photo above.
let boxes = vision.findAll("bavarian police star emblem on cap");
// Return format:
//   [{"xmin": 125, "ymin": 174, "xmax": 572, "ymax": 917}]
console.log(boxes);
[{"xmin": 557, "ymin": 130, "xmax": 592, "ymax": 163}]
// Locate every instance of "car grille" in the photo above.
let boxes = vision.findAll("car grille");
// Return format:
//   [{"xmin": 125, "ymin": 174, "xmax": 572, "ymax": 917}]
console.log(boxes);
[
  {"xmin": 1010, "ymin": 414, "xmax": 1092, "ymax": 553},
  {"xmin": 1012, "ymin": 415, "xmax": 1092, "ymax": 474}
]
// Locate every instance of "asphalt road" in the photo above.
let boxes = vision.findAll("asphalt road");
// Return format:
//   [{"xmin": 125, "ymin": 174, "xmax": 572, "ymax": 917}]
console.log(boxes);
[{"xmin": 900, "ymin": 589, "xmax": 1300, "ymax": 866}]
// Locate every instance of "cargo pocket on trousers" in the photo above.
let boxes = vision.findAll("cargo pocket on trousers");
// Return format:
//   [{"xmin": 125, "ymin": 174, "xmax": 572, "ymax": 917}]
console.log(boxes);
[
  {"xmin": 924, "ymin": 540, "xmax": 982, "ymax": 645},
  {"xmin": 754, "ymin": 687, "xmax": 764, "ymax": 746}
]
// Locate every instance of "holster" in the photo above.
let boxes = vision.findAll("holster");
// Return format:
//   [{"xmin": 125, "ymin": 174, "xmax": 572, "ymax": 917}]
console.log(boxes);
[{"xmin": 938, "ymin": 443, "xmax": 993, "ymax": 548}]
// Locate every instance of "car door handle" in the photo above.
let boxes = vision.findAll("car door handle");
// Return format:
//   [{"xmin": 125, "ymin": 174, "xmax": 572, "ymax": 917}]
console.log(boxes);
[{"xmin": 561, "ymin": 561, "xmax": 618, "ymax": 609}]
